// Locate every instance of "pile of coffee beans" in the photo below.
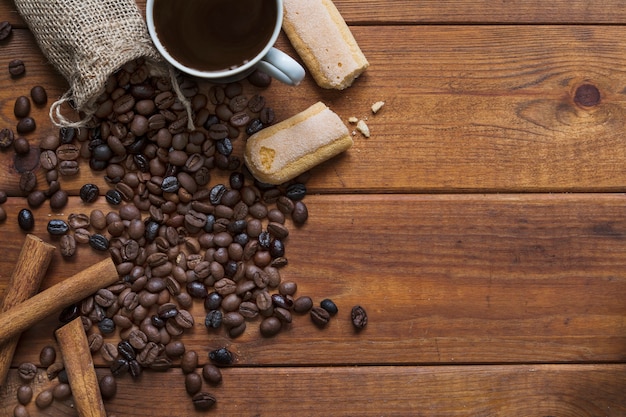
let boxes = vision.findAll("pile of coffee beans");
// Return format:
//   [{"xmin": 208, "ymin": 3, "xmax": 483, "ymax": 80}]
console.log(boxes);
[{"xmin": 1, "ymin": 24, "xmax": 367, "ymax": 413}]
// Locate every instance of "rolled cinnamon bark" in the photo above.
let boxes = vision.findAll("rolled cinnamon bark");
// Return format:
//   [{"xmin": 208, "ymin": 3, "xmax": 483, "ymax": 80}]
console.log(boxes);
[
  {"xmin": 0, "ymin": 234, "xmax": 55, "ymax": 387},
  {"xmin": 0, "ymin": 257, "xmax": 118, "ymax": 344}
]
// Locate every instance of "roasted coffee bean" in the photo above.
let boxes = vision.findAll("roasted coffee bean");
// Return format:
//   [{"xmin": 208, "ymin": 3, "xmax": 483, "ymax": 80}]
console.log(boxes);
[
  {"xmin": 0, "ymin": 20, "xmax": 12, "ymax": 40},
  {"xmin": 17, "ymin": 362, "xmax": 37, "ymax": 382},
  {"xmin": 58, "ymin": 303, "xmax": 79, "ymax": 323},
  {"xmin": 99, "ymin": 374, "xmax": 117, "ymax": 400},
  {"xmin": 216, "ymin": 138, "xmax": 233, "ymax": 156},
  {"xmin": 192, "ymin": 392, "xmax": 217, "ymax": 411},
  {"xmin": 38, "ymin": 345, "xmax": 56, "ymax": 368},
  {"xmin": 68, "ymin": 213, "xmax": 90, "ymax": 230},
  {"xmin": 161, "ymin": 175, "xmax": 180, "ymax": 193},
  {"xmin": 52, "ymin": 383, "xmax": 72, "ymax": 401},
  {"xmin": 293, "ymin": 296, "xmax": 313, "ymax": 314},
  {"xmin": 247, "ymin": 69, "xmax": 272, "ymax": 88},
  {"xmin": 47, "ymin": 219, "xmax": 69, "ymax": 235},
  {"xmin": 16, "ymin": 385, "xmax": 33, "ymax": 405},
  {"xmin": 16, "ymin": 117, "xmax": 36, "ymax": 134},
  {"xmin": 185, "ymin": 372, "xmax": 203, "ymax": 395},
  {"xmin": 79, "ymin": 183, "xmax": 99, "ymax": 203},
  {"xmin": 208, "ymin": 123, "xmax": 229, "ymax": 140},
  {"xmin": 105, "ymin": 189, "xmax": 123, "ymax": 205},
  {"xmin": 310, "ymin": 306, "xmax": 331, "ymax": 328},
  {"xmin": 260, "ymin": 107, "xmax": 275, "ymax": 125},
  {"xmin": 49, "ymin": 189, "xmax": 69, "ymax": 210},
  {"xmin": 44, "ymin": 362, "xmax": 64, "ymax": 381},
  {"xmin": 269, "ymin": 239, "xmax": 285, "ymax": 258},
  {"xmin": 117, "ymin": 340, "xmax": 136, "ymax": 361},
  {"xmin": 56, "ymin": 143, "xmax": 80, "ymax": 161},
  {"xmin": 14, "ymin": 96, "xmax": 31, "ymax": 118},
  {"xmin": 320, "ymin": 298, "xmax": 339, "ymax": 316},
  {"xmin": 286, "ymin": 183, "xmax": 307, "ymax": 201},
  {"xmin": 30, "ymin": 86, "xmax": 48, "ymax": 106},
  {"xmin": 110, "ymin": 358, "xmax": 129, "ymax": 377},
  {"xmin": 25, "ymin": 188, "xmax": 44, "ymax": 207},
  {"xmin": 59, "ymin": 127, "xmax": 77, "ymax": 144},
  {"xmin": 14, "ymin": 404, "xmax": 30, "ymax": 417},
  {"xmin": 19, "ymin": 171, "xmax": 36, "ymax": 193},
  {"xmin": 17, "ymin": 208, "xmax": 34, "ymax": 231},
  {"xmin": 35, "ymin": 389, "xmax": 53, "ymax": 409},
  {"xmin": 88, "ymin": 333, "xmax": 104, "ymax": 353},
  {"xmin": 0, "ymin": 128, "xmax": 14, "ymax": 148},
  {"xmin": 9, "ymin": 59, "xmax": 25, "ymax": 77},
  {"xmin": 13, "ymin": 137, "xmax": 30, "ymax": 155},
  {"xmin": 165, "ymin": 340, "xmax": 186, "ymax": 358},
  {"xmin": 58, "ymin": 160, "xmax": 79, "ymax": 176},
  {"xmin": 292, "ymin": 201, "xmax": 308, "ymax": 225},
  {"xmin": 245, "ymin": 118, "xmax": 264, "ymax": 136},
  {"xmin": 181, "ymin": 350, "xmax": 198, "ymax": 374},
  {"xmin": 277, "ymin": 196, "xmax": 295, "ymax": 215},
  {"xmin": 39, "ymin": 150, "xmax": 58, "ymax": 170},
  {"xmin": 208, "ymin": 347, "xmax": 233, "ymax": 366},
  {"xmin": 260, "ymin": 316, "xmax": 282, "ymax": 337},
  {"xmin": 351, "ymin": 305, "xmax": 368, "ymax": 330},
  {"xmin": 202, "ymin": 364, "xmax": 222, "ymax": 385},
  {"xmin": 98, "ymin": 317, "xmax": 115, "ymax": 334},
  {"xmin": 89, "ymin": 233, "xmax": 110, "ymax": 251},
  {"xmin": 205, "ymin": 310, "xmax": 222, "ymax": 329},
  {"xmin": 74, "ymin": 228, "xmax": 91, "ymax": 244},
  {"xmin": 229, "ymin": 111, "xmax": 250, "ymax": 128}
]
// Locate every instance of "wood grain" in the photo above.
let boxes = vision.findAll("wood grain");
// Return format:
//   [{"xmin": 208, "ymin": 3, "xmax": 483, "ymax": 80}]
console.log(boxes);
[
  {"xmin": 5, "ymin": 1, "xmax": 626, "ymax": 26},
  {"xmin": 0, "ymin": 0, "xmax": 625, "ymax": 415},
  {"xmin": 1, "ymin": 194, "xmax": 626, "ymax": 367},
  {"xmin": 1, "ymin": 364, "xmax": 625, "ymax": 416},
  {"xmin": 3, "ymin": 26, "xmax": 626, "ymax": 193}
]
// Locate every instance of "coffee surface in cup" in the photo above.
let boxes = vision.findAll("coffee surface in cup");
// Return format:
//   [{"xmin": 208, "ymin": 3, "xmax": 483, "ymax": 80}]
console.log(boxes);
[{"xmin": 153, "ymin": 0, "xmax": 277, "ymax": 72}]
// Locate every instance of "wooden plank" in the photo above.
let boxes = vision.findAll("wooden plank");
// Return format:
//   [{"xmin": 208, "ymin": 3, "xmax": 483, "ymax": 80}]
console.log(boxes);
[
  {"xmin": 2, "ymin": 193, "xmax": 626, "ymax": 366},
  {"xmin": 1, "ymin": 364, "xmax": 625, "ymax": 416},
  {"xmin": 2, "ymin": 26, "xmax": 626, "ymax": 193},
  {"xmin": 5, "ymin": 0, "xmax": 626, "ymax": 26}
]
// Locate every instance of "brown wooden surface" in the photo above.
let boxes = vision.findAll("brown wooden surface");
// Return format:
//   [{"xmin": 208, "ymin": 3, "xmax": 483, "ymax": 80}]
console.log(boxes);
[{"xmin": 0, "ymin": 1, "xmax": 625, "ymax": 416}]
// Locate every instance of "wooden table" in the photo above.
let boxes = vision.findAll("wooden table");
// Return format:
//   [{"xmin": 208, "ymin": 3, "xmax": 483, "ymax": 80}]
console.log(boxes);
[{"xmin": 1, "ymin": 1, "xmax": 626, "ymax": 415}]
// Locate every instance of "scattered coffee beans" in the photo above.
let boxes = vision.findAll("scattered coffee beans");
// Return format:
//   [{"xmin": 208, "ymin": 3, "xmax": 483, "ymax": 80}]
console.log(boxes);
[
  {"xmin": 17, "ymin": 209, "xmax": 34, "ymax": 231},
  {"xmin": 30, "ymin": 85, "xmax": 48, "ymax": 106},
  {"xmin": 16, "ymin": 385, "xmax": 32, "ymax": 405},
  {"xmin": 0, "ymin": 21, "xmax": 12, "ymax": 41},
  {"xmin": 8, "ymin": 59, "xmax": 25, "ymax": 77},
  {"xmin": 351, "ymin": 305, "xmax": 368, "ymax": 330}
]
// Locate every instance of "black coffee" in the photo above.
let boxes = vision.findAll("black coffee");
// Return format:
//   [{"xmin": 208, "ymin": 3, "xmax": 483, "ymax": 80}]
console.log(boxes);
[{"xmin": 153, "ymin": 0, "xmax": 277, "ymax": 72}]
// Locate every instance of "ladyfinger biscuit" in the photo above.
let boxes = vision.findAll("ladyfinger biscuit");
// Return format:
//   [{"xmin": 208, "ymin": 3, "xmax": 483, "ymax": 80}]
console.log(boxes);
[
  {"xmin": 244, "ymin": 102, "xmax": 353, "ymax": 185},
  {"xmin": 282, "ymin": 0, "xmax": 369, "ymax": 90}
]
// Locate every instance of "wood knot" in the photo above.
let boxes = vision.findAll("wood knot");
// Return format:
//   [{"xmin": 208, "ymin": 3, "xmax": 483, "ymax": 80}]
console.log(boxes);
[{"xmin": 574, "ymin": 84, "xmax": 601, "ymax": 107}]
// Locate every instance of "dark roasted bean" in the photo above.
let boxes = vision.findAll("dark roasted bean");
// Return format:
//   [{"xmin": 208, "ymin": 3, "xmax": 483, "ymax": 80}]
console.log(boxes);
[
  {"xmin": 321, "ymin": 298, "xmax": 339, "ymax": 316},
  {"xmin": 31, "ymin": 86, "xmax": 48, "ymax": 106},
  {"xmin": 286, "ymin": 183, "xmax": 307, "ymax": 201},
  {"xmin": 16, "ymin": 117, "xmax": 36, "ymax": 134},
  {"xmin": 204, "ymin": 310, "xmax": 222, "ymax": 329},
  {"xmin": 351, "ymin": 305, "xmax": 368, "ymax": 330},
  {"xmin": 14, "ymin": 96, "xmax": 31, "ymax": 118},
  {"xmin": 9, "ymin": 59, "xmax": 25, "ymax": 77},
  {"xmin": 47, "ymin": 219, "xmax": 69, "ymax": 235},
  {"xmin": 0, "ymin": 128, "xmax": 14, "ymax": 149},
  {"xmin": 99, "ymin": 374, "xmax": 117, "ymax": 400},
  {"xmin": 17, "ymin": 208, "xmax": 34, "ymax": 231},
  {"xmin": 192, "ymin": 392, "xmax": 217, "ymax": 411},
  {"xmin": 208, "ymin": 347, "xmax": 233, "ymax": 366},
  {"xmin": 0, "ymin": 20, "xmax": 12, "ymax": 40},
  {"xmin": 17, "ymin": 362, "xmax": 37, "ymax": 382},
  {"xmin": 89, "ymin": 234, "xmax": 110, "ymax": 251},
  {"xmin": 310, "ymin": 306, "xmax": 331, "ymax": 328}
]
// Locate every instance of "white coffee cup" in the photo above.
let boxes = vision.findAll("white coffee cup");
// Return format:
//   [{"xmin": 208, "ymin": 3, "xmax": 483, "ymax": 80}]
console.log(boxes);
[{"xmin": 145, "ymin": 0, "xmax": 305, "ymax": 85}]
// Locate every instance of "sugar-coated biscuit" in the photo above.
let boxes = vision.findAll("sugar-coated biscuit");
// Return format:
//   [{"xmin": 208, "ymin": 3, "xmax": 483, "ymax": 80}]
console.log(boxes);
[
  {"xmin": 244, "ymin": 102, "xmax": 353, "ymax": 184},
  {"xmin": 282, "ymin": 0, "xmax": 369, "ymax": 90}
]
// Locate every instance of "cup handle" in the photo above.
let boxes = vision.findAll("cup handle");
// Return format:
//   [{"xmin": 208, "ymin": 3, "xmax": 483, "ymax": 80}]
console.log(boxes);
[{"xmin": 256, "ymin": 47, "xmax": 305, "ymax": 86}]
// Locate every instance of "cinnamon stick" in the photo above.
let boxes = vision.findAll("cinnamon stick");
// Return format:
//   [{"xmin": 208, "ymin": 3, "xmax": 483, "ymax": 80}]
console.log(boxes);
[
  {"xmin": 0, "ymin": 234, "xmax": 55, "ymax": 387},
  {"xmin": 56, "ymin": 317, "xmax": 107, "ymax": 417},
  {"xmin": 0, "ymin": 257, "xmax": 118, "ymax": 344}
]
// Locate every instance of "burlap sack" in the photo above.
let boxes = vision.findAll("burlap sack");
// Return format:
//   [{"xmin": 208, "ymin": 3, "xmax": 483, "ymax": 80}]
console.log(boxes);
[{"xmin": 15, "ymin": 0, "xmax": 188, "ymax": 127}]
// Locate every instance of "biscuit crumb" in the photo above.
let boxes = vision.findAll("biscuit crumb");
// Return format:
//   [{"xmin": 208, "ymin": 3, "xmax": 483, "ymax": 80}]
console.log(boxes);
[
  {"xmin": 371, "ymin": 101, "xmax": 385, "ymax": 114},
  {"xmin": 348, "ymin": 116, "xmax": 359, "ymax": 124},
  {"xmin": 356, "ymin": 120, "xmax": 370, "ymax": 138}
]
